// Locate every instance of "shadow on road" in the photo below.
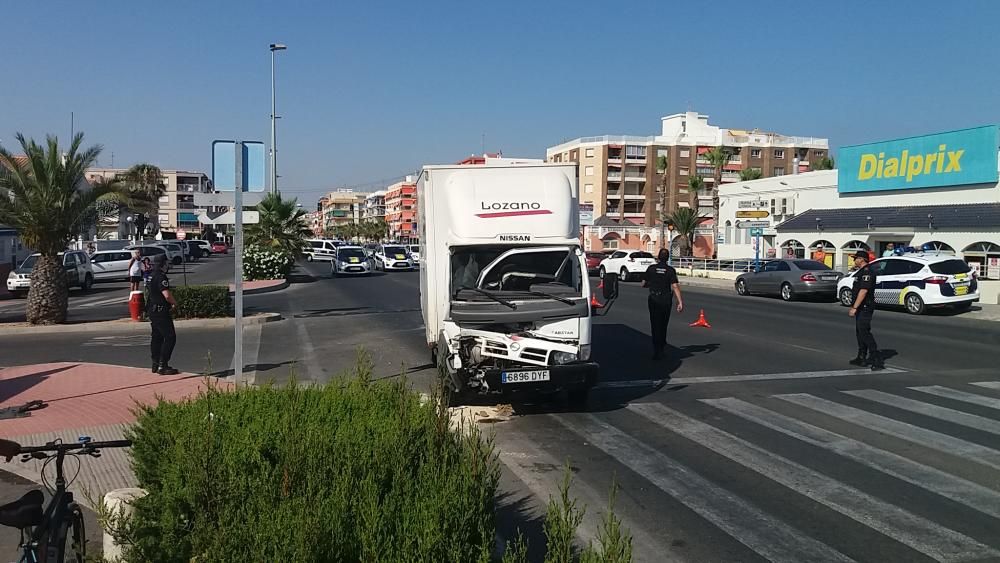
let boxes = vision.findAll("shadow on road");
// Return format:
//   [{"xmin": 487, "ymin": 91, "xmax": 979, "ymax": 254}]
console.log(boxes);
[{"xmin": 205, "ymin": 360, "xmax": 298, "ymax": 379}]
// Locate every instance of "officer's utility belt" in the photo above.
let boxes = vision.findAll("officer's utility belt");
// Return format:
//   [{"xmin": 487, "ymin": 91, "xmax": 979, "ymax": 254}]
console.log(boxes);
[{"xmin": 149, "ymin": 304, "xmax": 170, "ymax": 314}]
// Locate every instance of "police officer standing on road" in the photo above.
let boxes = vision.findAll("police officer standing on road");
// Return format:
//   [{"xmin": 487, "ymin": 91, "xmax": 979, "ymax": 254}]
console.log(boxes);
[
  {"xmin": 848, "ymin": 250, "xmax": 884, "ymax": 371},
  {"xmin": 147, "ymin": 254, "xmax": 180, "ymax": 375},
  {"xmin": 642, "ymin": 248, "xmax": 684, "ymax": 360}
]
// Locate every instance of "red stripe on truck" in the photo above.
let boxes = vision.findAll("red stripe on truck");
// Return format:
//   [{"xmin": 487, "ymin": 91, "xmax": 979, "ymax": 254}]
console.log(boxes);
[{"xmin": 475, "ymin": 209, "xmax": 553, "ymax": 219}]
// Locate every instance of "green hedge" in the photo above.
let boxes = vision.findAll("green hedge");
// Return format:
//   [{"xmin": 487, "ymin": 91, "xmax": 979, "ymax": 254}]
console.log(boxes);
[
  {"xmin": 117, "ymin": 358, "xmax": 499, "ymax": 562},
  {"xmin": 170, "ymin": 285, "xmax": 231, "ymax": 319}
]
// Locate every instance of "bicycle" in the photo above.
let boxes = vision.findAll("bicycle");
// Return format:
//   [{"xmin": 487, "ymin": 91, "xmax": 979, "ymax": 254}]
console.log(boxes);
[{"xmin": 0, "ymin": 437, "xmax": 132, "ymax": 563}]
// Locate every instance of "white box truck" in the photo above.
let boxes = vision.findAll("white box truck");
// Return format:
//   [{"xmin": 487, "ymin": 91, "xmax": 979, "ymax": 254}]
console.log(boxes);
[{"xmin": 418, "ymin": 162, "xmax": 598, "ymax": 405}]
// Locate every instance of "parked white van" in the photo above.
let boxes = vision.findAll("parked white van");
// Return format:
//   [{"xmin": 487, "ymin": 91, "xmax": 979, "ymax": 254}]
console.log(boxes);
[{"xmin": 304, "ymin": 239, "xmax": 339, "ymax": 262}]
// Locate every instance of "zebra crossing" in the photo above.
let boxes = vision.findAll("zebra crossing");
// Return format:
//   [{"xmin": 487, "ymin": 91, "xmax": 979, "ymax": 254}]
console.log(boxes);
[{"xmin": 496, "ymin": 380, "xmax": 1000, "ymax": 562}]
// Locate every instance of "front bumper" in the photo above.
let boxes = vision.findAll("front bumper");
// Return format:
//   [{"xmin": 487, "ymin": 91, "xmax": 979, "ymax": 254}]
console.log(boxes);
[
  {"xmin": 337, "ymin": 264, "xmax": 371, "ymax": 275},
  {"xmin": 384, "ymin": 261, "xmax": 414, "ymax": 270},
  {"xmin": 471, "ymin": 361, "xmax": 599, "ymax": 394},
  {"xmin": 7, "ymin": 278, "xmax": 29, "ymax": 291}
]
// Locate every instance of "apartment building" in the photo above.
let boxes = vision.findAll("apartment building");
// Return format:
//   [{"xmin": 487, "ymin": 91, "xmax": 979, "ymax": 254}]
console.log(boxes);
[
  {"xmin": 384, "ymin": 177, "xmax": 417, "ymax": 241},
  {"xmin": 85, "ymin": 168, "xmax": 213, "ymax": 239},
  {"xmin": 320, "ymin": 190, "xmax": 365, "ymax": 231},
  {"xmin": 546, "ymin": 111, "xmax": 829, "ymax": 256},
  {"xmin": 363, "ymin": 190, "xmax": 387, "ymax": 222}
]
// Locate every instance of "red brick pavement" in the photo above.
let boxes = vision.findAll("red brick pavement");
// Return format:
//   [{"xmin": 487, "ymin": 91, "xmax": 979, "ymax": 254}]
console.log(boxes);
[{"xmin": 0, "ymin": 362, "xmax": 233, "ymax": 435}]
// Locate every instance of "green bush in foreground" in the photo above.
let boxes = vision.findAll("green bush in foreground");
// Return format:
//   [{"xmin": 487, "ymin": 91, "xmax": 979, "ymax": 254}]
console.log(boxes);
[
  {"xmin": 170, "ymin": 285, "xmax": 230, "ymax": 319},
  {"xmin": 108, "ymin": 353, "xmax": 632, "ymax": 562},
  {"xmin": 117, "ymin": 355, "xmax": 498, "ymax": 562}
]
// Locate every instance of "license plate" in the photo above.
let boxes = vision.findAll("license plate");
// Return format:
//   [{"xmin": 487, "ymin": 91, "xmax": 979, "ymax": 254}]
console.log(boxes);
[
  {"xmin": 348, "ymin": 267, "xmax": 361, "ymax": 272},
  {"xmin": 502, "ymin": 370, "xmax": 550, "ymax": 384},
  {"xmin": 955, "ymin": 285, "xmax": 969, "ymax": 296}
]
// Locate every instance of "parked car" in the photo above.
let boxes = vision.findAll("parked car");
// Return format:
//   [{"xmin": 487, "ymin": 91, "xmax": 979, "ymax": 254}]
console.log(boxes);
[
  {"xmin": 211, "ymin": 241, "xmax": 229, "ymax": 254},
  {"xmin": 373, "ymin": 244, "xmax": 415, "ymax": 271},
  {"xmin": 177, "ymin": 241, "xmax": 200, "ymax": 262},
  {"xmin": 331, "ymin": 246, "xmax": 373, "ymax": 277},
  {"xmin": 735, "ymin": 259, "xmax": 843, "ymax": 301},
  {"xmin": 837, "ymin": 253, "xmax": 978, "ymax": 315},
  {"xmin": 598, "ymin": 250, "xmax": 656, "ymax": 282},
  {"xmin": 585, "ymin": 251, "xmax": 607, "ymax": 275},
  {"xmin": 6, "ymin": 251, "xmax": 94, "ymax": 297},
  {"xmin": 125, "ymin": 245, "xmax": 167, "ymax": 260},
  {"xmin": 151, "ymin": 241, "xmax": 185, "ymax": 265},
  {"xmin": 407, "ymin": 245, "xmax": 421, "ymax": 264},
  {"xmin": 89, "ymin": 250, "xmax": 135, "ymax": 282},
  {"xmin": 304, "ymin": 239, "xmax": 338, "ymax": 262},
  {"xmin": 187, "ymin": 240, "xmax": 213, "ymax": 258}
]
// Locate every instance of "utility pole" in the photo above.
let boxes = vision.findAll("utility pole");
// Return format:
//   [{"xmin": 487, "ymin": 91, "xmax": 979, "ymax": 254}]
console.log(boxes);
[{"xmin": 269, "ymin": 43, "xmax": 287, "ymax": 194}]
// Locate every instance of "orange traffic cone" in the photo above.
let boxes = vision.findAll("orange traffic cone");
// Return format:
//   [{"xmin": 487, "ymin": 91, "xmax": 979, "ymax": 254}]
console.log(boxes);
[
  {"xmin": 590, "ymin": 293, "xmax": 604, "ymax": 309},
  {"xmin": 689, "ymin": 309, "xmax": 711, "ymax": 328}
]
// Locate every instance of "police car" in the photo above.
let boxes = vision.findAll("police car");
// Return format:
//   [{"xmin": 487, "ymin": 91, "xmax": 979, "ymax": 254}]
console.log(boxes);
[
  {"xmin": 330, "ymin": 246, "xmax": 372, "ymax": 277},
  {"xmin": 373, "ymin": 244, "xmax": 415, "ymax": 271},
  {"xmin": 837, "ymin": 250, "xmax": 979, "ymax": 315}
]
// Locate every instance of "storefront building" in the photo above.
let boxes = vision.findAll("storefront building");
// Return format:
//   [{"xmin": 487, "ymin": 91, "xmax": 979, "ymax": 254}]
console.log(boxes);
[{"xmin": 718, "ymin": 126, "xmax": 1000, "ymax": 280}]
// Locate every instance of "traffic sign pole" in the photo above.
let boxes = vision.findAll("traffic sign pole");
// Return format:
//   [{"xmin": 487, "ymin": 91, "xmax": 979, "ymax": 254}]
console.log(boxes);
[
  {"xmin": 233, "ymin": 142, "xmax": 244, "ymax": 382},
  {"xmin": 754, "ymin": 231, "xmax": 761, "ymax": 272}
]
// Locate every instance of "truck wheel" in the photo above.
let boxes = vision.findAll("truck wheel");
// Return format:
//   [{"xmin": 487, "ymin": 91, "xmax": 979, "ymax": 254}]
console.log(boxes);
[{"xmin": 81, "ymin": 274, "xmax": 93, "ymax": 291}]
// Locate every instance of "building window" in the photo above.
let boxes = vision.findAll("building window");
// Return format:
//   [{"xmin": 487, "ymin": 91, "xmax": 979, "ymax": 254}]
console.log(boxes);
[
  {"xmin": 724, "ymin": 221, "xmax": 732, "ymax": 245},
  {"xmin": 585, "ymin": 166, "xmax": 594, "ymax": 176},
  {"xmin": 773, "ymin": 167, "xmax": 785, "ymax": 176},
  {"xmin": 584, "ymin": 183, "xmax": 594, "ymax": 193},
  {"xmin": 159, "ymin": 196, "xmax": 169, "ymax": 203},
  {"xmin": 679, "ymin": 167, "xmax": 689, "ymax": 176},
  {"xmin": 774, "ymin": 149, "xmax": 785, "ymax": 159},
  {"xmin": 679, "ymin": 149, "xmax": 690, "ymax": 158},
  {"xmin": 158, "ymin": 214, "xmax": 169, "ymax": 225},
  {"xmin": 585, "ymin": 148, "xmax": 594, "ymax": 158},
  {"xmin": 602, "ymin": 238, "xmax": 619, "ymax": 250},
  {"xmin": 750, "ymin": 149, "xmax": 762, "ymax": 158},
  {"xmin": 815, "ymin": 150, "xmax": 826, "ymax": 157}
]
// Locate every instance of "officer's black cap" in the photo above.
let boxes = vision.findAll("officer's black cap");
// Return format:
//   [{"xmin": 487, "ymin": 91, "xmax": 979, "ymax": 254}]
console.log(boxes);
[{"xmin": 153, "ymin": 254, "xmax": 167, "ymax": 268}]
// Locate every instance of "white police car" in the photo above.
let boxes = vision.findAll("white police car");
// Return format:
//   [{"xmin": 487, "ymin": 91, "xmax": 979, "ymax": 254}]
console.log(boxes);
[
  {"xmin": 373, "ymin": 244, "xmax": 415, "ymax": 271},
  {"xmin": 837, "ymin": 251, "xmax": 979, "ymax": 315},
  {"xmin": 330, "ymin": 246, "xmax": 372, "ymax": 277}
]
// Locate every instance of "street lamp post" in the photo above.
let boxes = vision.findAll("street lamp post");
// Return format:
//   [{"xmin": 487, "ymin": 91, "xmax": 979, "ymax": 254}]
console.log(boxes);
[{"xmin": 269, "ymin": 43, "xmax": 287, "ymax": 195}]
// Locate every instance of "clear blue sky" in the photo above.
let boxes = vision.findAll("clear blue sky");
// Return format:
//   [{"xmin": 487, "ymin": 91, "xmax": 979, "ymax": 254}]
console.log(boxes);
[{"xmin": 3, "ymin": 0, "xmax": 999, "ymax": 204}]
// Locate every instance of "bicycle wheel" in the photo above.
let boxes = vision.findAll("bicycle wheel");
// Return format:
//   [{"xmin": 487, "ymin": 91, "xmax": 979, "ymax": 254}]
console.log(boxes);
[{"xmin": 69, "ymin": 504, "xmax": 86, "ymax": 563}]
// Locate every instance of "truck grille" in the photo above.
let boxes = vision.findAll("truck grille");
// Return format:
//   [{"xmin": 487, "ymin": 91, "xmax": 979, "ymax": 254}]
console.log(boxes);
[{"xmin": 520, "ymin": 348, "xmax": 548, "ymax": 363}]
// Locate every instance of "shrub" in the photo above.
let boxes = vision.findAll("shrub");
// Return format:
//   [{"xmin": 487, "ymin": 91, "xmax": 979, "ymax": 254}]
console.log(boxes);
[
  {"xmin": 115, "ymin": 354, "xmax": 499, "ymax": 562},
  {"xmin": 170, "ymin": 285, "xmax": 230, "ymax": 319},
  {"xmin": 242, "ymin": 243, "xmax": 293, "ymax": 281}
]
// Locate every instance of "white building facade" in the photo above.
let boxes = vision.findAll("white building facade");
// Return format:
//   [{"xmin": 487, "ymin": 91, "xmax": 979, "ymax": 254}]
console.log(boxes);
[{"xmin": 718, "ymin": 126, "xmax": 1000, "ymax": 282}]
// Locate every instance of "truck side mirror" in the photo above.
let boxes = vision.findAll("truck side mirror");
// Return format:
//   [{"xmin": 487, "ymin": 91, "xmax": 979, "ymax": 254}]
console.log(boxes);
[{"xmin": 602, "ymin": 273, "xmax": 619, "ymax": 300}]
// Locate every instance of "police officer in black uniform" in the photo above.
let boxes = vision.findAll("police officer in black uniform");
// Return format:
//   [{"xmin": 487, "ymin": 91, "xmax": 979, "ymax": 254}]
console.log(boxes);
[
  {"xmin": 147, "ymin": 254, "xmax": 179, "ymax": 375},
  {"xmin": 848, "ymin": 250, "xmax": 884, "ymax": 371},
  {"xmin": 642, "ymin": 248, "xmax": 684, "ymax": 360}
]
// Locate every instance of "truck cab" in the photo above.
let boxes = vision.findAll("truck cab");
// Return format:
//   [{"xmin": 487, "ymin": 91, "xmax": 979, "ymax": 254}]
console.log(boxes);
[{"xmin": 418, "ymin": 162, "xmax": 598, "ymax": 405}]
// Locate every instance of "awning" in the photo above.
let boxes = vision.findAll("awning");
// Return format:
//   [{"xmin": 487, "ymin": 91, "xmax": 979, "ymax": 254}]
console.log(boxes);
[{"xmin": 777, "ymin": 203, "xmax": 1000, "ymax": 232}]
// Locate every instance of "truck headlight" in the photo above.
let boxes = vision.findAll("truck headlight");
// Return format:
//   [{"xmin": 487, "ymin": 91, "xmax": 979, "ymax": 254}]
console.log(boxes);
[
  {"xmin": 578, "ymin": 345, "xmax": 591, "ymax": 361},
  {"xmin": 6, "ymin": 272, "xmax": 14, "ymax": 281},
  {"xmin": 551, "ymin": 351, "xmax": 577, "ymax": 365}
]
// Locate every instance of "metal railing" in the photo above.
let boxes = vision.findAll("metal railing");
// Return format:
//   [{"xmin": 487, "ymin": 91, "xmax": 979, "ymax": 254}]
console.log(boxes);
[{"xmin": 674, "ymin": 257, "xmax": 761, "ymax": 273}]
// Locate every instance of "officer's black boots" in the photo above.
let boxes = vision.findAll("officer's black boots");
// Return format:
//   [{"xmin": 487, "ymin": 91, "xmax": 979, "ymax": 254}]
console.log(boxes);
[
  {"xmin": 847, "ymin": 350, "xmax": 868, "ymax": 366},
  {"xmin": 158, "ymin": 365, "xmax": 180, "ymax": 376},
  {"xmin": 868, "ymin": 351, "xmax": 885, "ymax": 371},
  {"xmin": 151, "ymin": 361, "xmax": 159, "ymax": 373}
]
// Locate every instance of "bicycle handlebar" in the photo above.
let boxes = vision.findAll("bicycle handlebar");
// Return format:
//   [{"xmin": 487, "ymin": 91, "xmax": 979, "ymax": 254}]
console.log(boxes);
[{"xmin": 18, "ymin": 440, "xmax": 132, "ymax": 455}]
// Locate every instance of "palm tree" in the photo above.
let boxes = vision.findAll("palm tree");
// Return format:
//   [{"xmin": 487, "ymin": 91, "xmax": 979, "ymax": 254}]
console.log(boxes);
[
  {"xmin": 701, "ymin": 147, "xmax": 730, "ymax": 257},
  {"xmin": 656, "ymin": 154, "xmax": 669, "ymax": 248},
  {"xmin": 687, "ymin": 175, "xmax": 705, "ymax": 209},
  {"xmin": 814, "ymin": 156, "xmax": 835, "ymax": 170},
  {"xmin": 246, "ymin": 192, "xmax": 310, "ymax": 258},
  {"xmin": 120, "ymin": 164, "xmax": 166, "ymax": 240},
  {"xmin": 0, "ymin": 133, "xmax": 126, "ymax": 324},
  {"xmin": 663, "ymin": 207, "xmax": 707, "ymax": 257},
  {"xmin": 739, "ymin": 168, "xmax": 763, "ymax": 181}
]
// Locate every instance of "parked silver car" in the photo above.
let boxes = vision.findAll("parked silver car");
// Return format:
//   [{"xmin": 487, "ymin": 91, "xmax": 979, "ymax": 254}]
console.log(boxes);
[{"xmin": 735, "ymin": 259, "xmax": 843, "ymax": 301}]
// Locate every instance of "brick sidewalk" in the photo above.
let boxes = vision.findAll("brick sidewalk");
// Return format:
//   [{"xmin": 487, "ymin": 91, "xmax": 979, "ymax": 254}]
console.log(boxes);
[{"xmin": 0, "ymin": 363, "xmax": 232, "ymax": 508}]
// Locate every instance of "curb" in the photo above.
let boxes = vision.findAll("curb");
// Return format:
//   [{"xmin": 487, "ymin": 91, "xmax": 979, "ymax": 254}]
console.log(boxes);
[
  {"xmin": 0, "ymin": 312, "xmax": 282, "ymax": 336},
  {"xmin": 228, "ymin": 279, "xmax": 290, "ymax": 296}
]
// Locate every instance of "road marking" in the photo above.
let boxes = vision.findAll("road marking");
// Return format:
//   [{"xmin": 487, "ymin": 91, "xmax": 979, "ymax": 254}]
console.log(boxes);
[
  {"xmin": 669, "ymin": 367, "xmax": 903, "ymax": 385},
  {"xmin": 844, "ymin": 389, "xmax": 1000, "ymax": 436},
  {"xmin": 908, "ymin": 385, "xmax": 1000, "ymax": 411},
  {"xmin": 971, "ymin": 381, "xmax": 1000, "ymax": 390},
  {"xmin": 77, "ymin": 296, "xmax": 128, "ymax": 308},
  {"xmin": 703, "ymin": 397, "xmax": 1000, "ymax": 520},
  {"xmin": 496, "ymin": 432, "xmax": 673, "ymax": 562},
  {"xmin": 629, "ymin": 402, "xmax": 1000, "ymax": 563},
  {"xmin": 593, "ymin": 379, "xmax": 665, "ymax": 390},
  {"xmin": 553, "ymin": 414, "xmax": 855, "ymax": 563},
  {"xmin": 777, "ymin": 393, "xmax": 1000, "ymax": 472}
]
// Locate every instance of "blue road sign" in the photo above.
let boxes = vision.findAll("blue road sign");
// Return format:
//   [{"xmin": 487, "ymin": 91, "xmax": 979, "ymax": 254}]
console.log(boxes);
[
  {"xmin": 749, "ymin": 227, "xmax": 764, "ymax": 237},
  {"xmin": 212, "ymin": 140, "xmax": 265, "ymax": 191}
]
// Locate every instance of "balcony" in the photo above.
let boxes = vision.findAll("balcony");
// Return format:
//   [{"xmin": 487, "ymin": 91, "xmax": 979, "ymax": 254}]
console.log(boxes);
[
  {"xmin": 176, "ymin": 183, "xmax": 201, "ymax": 193},
  {"xmin": 606, "ymin": 172, "xmax": 622, "ymax": 181},
  {"xmin": 623, "ymin": 193, "xmax": 645, "ymax": 200}
]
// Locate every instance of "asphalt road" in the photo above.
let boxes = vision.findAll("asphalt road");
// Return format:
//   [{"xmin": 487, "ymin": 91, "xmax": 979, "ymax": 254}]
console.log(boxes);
[
  {"xmin": 0, "ymin": 253, "xmax": 237, "ymax": 324},
  {"xmin": 4, "ymin": 260, "xmax": 1000, "ymax": 562}
]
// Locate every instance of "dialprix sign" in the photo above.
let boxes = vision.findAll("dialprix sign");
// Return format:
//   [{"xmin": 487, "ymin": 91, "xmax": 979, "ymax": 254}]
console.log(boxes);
[{"xmin": 838, "ymin": 125, "xmax": 999, "ymax": 193}]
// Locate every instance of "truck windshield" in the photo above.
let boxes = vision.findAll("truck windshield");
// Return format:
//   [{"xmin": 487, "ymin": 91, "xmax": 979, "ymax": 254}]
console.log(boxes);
[{"xmin": 451, "ymin": 246, "xmax": 581, "ymax": 297}]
